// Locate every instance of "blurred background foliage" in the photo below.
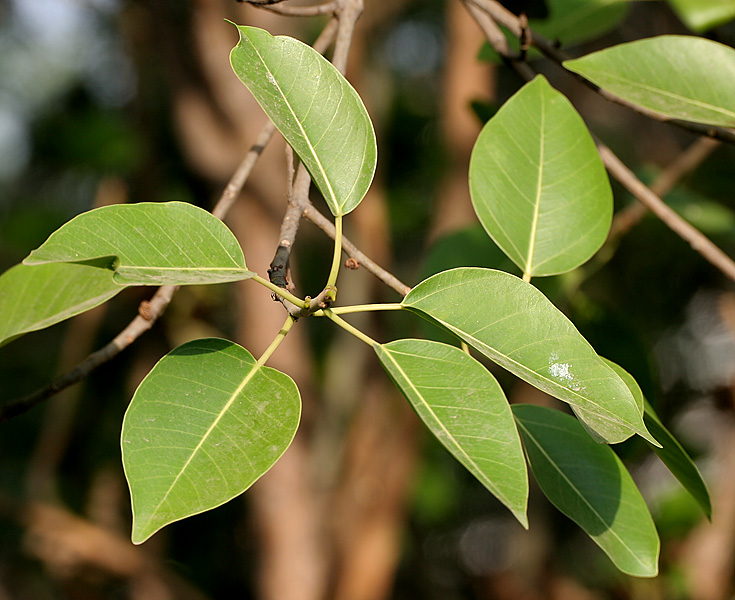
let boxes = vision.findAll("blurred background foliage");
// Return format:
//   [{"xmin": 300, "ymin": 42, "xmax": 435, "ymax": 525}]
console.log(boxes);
[{"xmin": 0, "ymin": 0, "xmax": 734, "ymax": 599}]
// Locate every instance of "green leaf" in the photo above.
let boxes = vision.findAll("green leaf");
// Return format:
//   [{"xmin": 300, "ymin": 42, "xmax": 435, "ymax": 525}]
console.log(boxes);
[
  {"xmin": 24, "ymin": 202, "xmax": 253, "ymax": 285},
  {"xmin": 572, "ymin": 358, "xmax": 645, "ymax": 444},
  {"xmin": 564, "ymin": 36, "xmax": 735, "ymax": 127},
  {"xmin": 402, "ymin": 268, "xmax": 658, "ymax": 446},
  {"xmin": 376, "ymin": 339, "xmax": 528, "ymax": 526},
  {"xmin": 533, "ymin": 0, "xmax": 629, "ymax": 46},
  {"xmin": 469, "ymin": 76, "xmax": 612, "ymax": 278},
  {"xmin": 644, "ymin": 400, "xmax": 712, "ymax": 520},
  {"xmin": 0, "ymin": 262, "xmax": 122, "ymax": 347},
  {"xmin": 121, "ymin": 338, "xmax": 301, "ymax": 544},
  {"xmin": 229, "ymin": 25, "xmax": 377, "ymax": 216},
  {"xmin": 478, "ymin": 1, "xmax": 629, "ymax": 64},
  {"xmin": 513, "ymin": 404, "xmax": 660, "ymax": 578},
  {"xmin": 667, "ymin": 0, "xmax": 735, "ymax": 32}
]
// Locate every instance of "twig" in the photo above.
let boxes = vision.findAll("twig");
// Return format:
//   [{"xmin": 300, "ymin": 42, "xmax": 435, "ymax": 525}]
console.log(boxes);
[
  {"xmin": 302, "ymin": 203, "xmax": 411, "ymax": 296},
  {"xmin": 463, "ymin": 0, "xmax": 735, "ymax": 145},
  {"xmin": 0, "ymin": 285, "xmax": 178, "ymax": 423},
  {"xmin": 254, "ymin": 1, "xmax": 339, "ymax": 16},
  {"xmin": 213, "ymin": 122, "xmax": 276, "ymax": 220},
  {"xmin": 332, "ymin": 0, "xmax": 363, "ymax": 75},
  {"xmin": 608, "ymin": 137, "xmax": 720, "ymax": 241},
  {"xmin": 266, "ymin": 0, "xmax": 365, "ymax": 317},
  {"xmin": 597, "ymin": 142, "xmax": 735, "ymax": 282}
]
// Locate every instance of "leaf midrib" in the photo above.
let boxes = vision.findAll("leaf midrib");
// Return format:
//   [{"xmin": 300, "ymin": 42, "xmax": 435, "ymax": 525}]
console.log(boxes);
[
  {"xmin": 583, "ymin": 69, "xmax": 735, "ymax": 120},
  {"xmin": 516, "ymin": 417, "xmax": 651, "ymax": 572},
  {"xmin": 380, "ymin": 346, "xmax": 524, "ymax": 515},
  {"xmin": 525, "ymin": 89, "xmax": 546, "ymax": 277},
  {"xmin": 145, "ymin": 360, "xmax": 263, "ymax": 527},
  {"xmin": 241, "ymin": 31, "xmax": 341, "ymax": 212}
]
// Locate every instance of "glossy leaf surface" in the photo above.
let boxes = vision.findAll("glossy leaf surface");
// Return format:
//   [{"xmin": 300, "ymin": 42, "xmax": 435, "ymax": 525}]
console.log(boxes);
[
  {"xmin": 513, "ymin": 404, "xmax": 660, "ymax": 577},
  {"xmin": 403, "ymin": 268, "xmax": 657, "ymax": 445},
  {"xmin": 376, "ymin": 339, "xmax": 528, "ymax": 526},
  {"xmin": 25, "ymin": 202, "xmax": 252, "ymax": 285},
  {"xmin": 230, "ymin": 25, "xmax": 376, "ymax": 216},
  {"xmin": 667, "ymin": 0, "xmax": 735, "ymax": 32},
  {"xmin": 565, "ymin": 36, "xmax": 735, "ymax": 127},
  {"xmin": 469, "ymin": 76, "xmax": 611, "ymax": 278},
  {"xmin": 0, "ymin": 262, "xmax": 122, "ymax": 346},
  {"xmin": 644, "ymin": 400, "xmax": 711, "ymax": 519},
  {"xmin": 122, "ymin": 338, "xmax": 301, "ymax": 544}
]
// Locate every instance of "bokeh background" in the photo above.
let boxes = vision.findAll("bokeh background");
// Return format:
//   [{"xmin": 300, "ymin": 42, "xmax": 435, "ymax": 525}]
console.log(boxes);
[{"xmin": 1, "ymin": 0, "xmax": 735, "ymax": 598}]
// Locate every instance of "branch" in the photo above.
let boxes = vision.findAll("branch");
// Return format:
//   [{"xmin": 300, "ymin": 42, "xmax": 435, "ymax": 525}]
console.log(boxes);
[
  {"xmin": 608, "ymin": 137, "xmax": 720, "ymax": 241},
  {"xmin": 0, "ymin": 17, "xmax": 347, "ymax": 422},
  {"xmin": 266, "ymin": 0, "xmax": 366, "ymax": 317},
  {"xmin": 463, "ymin": 0, "xmax": 735, "ymax": 145},
  {"xmin": 597, "ymin": 142, "xmax": 735, "ymax": 282},
  {"xmin": 252, "ymin": 1, "xmax": 339, "ymax": 16}
]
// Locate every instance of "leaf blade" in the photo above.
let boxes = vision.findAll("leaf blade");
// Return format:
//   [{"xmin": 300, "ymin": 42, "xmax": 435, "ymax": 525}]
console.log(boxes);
[
  {"xmin": 469, "ymin": 76, "xmax": 612, "ymax": 278},
  {"xmin": 121, "ymin": 338, "xmax": 301, "ymax": 544},
  {"xmin": 564, "ymin": 36, "xmax": 735, "ymax": 127},
  {"xmin": 513, "ymin": 404, "xmax": 660, "ymax": 578},
  {"xmin": 644, "ymin": 400, "xmax": 712, "ymax": 520},
  {"xmin": 24, "ymin": 202, "xmax": 253, "ymax": 285},
  {"xmin": 376, "ymin": 339, "xmax": 528, "ymax": 526},
  {"xmin": 402, "ymin": 268, "xmax": 657, "ymax": 445},
  {"xmin": 229, "ymin": 25, "xmax": 377, "ymax": 216},
  {"xmin": 0, "ymin": 262, "xmax": 123, "ymax": 346}
]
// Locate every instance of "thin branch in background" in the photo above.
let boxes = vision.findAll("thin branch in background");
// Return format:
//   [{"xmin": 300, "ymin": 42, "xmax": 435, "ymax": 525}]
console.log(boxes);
[
  {"xmin": 212, "ymin": 121, "xmax": 277, "ymax": 220},
  {"xmin": 608, "ymin": 137, "xmax": 720, "ymax": 241},
  {"xmin": 254, "ymin": 1, "xmax": 339, "ymax": 16},
  {"xmin": 462, "ymin": 0, "xmax": 735, "ymax": 284},
  {"xmin": 302, "ymin": 203, "xmax": 411, "ymax": 297},
  {"xmin": 0, "ymin": 124, "xmax": 276, "ymax": 423},
  {"xmin": 463, "ymin": 0, "xmax": 735, "ymax": 145},
  {"xmin": 597, "ymin": 142, "xmax": 735, "ymax": 282}
]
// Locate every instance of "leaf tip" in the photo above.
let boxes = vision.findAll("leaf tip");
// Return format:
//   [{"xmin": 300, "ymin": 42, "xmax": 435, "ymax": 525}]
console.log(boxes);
[
  {"xmin": 513, "ymin": 510, "xmax": 529, "ymax": 530},
  {"xmin": 640, "ymin": 428, "xmax": 662, "ymax": 449}
]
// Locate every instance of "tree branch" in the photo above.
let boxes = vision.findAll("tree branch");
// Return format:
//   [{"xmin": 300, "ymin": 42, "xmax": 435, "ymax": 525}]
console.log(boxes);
[
  {"xmin": 252, "ymin": 1, "xmax": 339, "ymax": 16},
  {"xmin": 608, "ymin": 137, "xmax": 720, "ymax": 241},
  {"xmin": 0, "ymin": 17, "xmax": 348, "ymax": 422},
  {"xmin": 463, "ymin": 0, "xmax": 735, "ymax": 145},
  {"xmin": 266, "ymin": 0, "xmax": 367, "ymax": 318},
  {"xmin": 597, "ymin": 142, "xmax": 735, "ymax": 282}
]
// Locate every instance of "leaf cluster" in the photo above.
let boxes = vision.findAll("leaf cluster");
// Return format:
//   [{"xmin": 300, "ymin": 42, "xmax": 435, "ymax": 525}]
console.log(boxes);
[{"xmin": 2, "ymin": 12, "xmax": 730, "ymax": 580}]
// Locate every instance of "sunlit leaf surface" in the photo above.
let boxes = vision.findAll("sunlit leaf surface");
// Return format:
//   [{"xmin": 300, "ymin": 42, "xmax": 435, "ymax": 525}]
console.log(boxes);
[
  {"xmin": 565, "ymin": 36, "xmax": 735, "ymax": 127},
  {"xmin": 122, "ymin": 338, "xmax": 301, "ymax": 544},
  {"xmin": 470, "ymin": 76, "xmax": 611, "ymax": 278},
  {"xmin": 376, "ymin": 339, "xmax": 528, "ymax": 526},
  {"xmin": 230, "ymin": 25, "xmax": 376, "ymax": 216},
  {"xmin": 403, "ymin": 268, "xmax": 658, "ymax": 445},
  {"xmin": 24, "ymin": 202, "xmax": 253, "ymax": 285}
]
